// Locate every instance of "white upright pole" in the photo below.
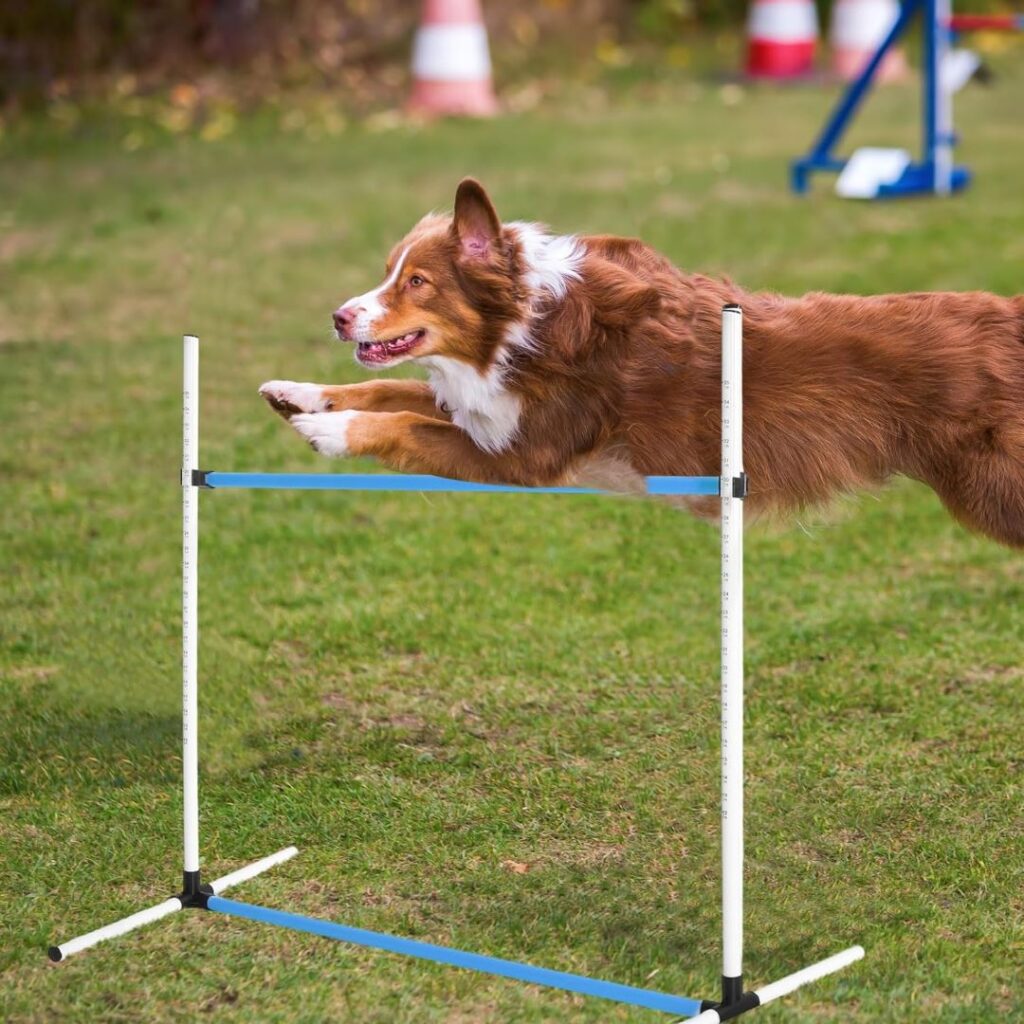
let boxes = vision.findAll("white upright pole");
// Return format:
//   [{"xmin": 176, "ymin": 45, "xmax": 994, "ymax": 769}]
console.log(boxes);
[
  {"xmin": 49, "ymin": 335, "xmax": 300, "ymax": 959},
  {"xmin": 720, "ymin": 305, "xmax": 745, "ymax": 1006},
  {"xmin": 182, "ymin": 335, "xmax": 201, "ymax": 887},
  {"xmin": 933, "ymin": 0, "xmax": 954, "ymax": 195}
]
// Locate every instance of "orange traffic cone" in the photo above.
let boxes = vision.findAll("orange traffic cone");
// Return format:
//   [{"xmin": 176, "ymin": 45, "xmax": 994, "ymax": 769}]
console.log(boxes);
[
  {"xmin": 745, "ymin": 0, "xmax": 819, "ymax": 79},
  {"xmin": 830, "ymin": 0, "xmax": 908, "ymax": 82},
  {"xmin": 406, "ymin": 0, "xmax": 498, "ymax": 118}
]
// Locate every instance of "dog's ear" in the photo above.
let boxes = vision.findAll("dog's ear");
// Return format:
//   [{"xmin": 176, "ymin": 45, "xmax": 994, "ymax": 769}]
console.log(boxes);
[
  {"xmin": 452, "ymin": 178, "xmax": 502, "ymax": 260},
  {"xmin": 587, "ymin": 258, "xmax": 661, "ymax": 327}
]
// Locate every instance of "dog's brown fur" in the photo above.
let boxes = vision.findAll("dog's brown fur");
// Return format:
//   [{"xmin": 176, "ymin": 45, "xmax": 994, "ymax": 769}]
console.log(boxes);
[{"xmin": 263, "ymin": 179, "xmax": 1024, "ymax": 547}]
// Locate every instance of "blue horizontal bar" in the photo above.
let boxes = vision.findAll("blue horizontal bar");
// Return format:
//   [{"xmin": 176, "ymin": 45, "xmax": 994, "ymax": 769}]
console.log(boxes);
[
  {"xmin": 207, "ymin": 896, "xmax": 703, "ymax": 1017},
  {"xmin": 646, "ymin": 476, "xmax": 720, "ymax": 496},
  {"xmin": 203, "ymin": 472, "xmax": 721, "ymax": 497}
]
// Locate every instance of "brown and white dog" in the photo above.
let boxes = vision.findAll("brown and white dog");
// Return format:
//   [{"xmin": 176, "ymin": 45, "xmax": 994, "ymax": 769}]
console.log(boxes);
[{"xmin": 260, "ymin": 178, "xmax": 1024, "ymax": 547}]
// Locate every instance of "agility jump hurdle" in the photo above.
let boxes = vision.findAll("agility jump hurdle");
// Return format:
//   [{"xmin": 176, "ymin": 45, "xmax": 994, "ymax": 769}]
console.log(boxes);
[{"xmin": 51, "ymin": 306, "xmax": 864, "ymax": 1020}]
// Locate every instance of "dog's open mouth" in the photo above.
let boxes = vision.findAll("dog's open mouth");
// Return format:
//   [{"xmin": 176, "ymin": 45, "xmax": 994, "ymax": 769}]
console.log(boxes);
[{"xmin": 356, "ymin": 329, "xmax": 426, "ymax": 365}]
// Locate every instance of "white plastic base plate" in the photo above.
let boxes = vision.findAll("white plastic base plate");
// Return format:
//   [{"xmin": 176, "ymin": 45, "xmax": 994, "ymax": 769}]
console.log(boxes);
[{"xmin": 835, "ymin": 147, "xmax": 911, "ymax": 199}]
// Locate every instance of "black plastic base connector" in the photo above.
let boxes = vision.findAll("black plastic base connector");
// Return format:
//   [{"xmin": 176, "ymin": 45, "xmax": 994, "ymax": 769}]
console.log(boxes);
[
  {"xmin": 722, "ymin": 975, "xmax": 744, "ymax": 1006},
  {"xmin": 190, "ymin": 469, "xmax": 213, "ymax": 489},
  {"xmin": 732, "ymin": 472, "xmax": 749, "ymax": 499},
  {"xmin": 178, "ymin": 869, "xmax": 213, "ymax": 909},
  {"xmin": 698, "ymin": 977, "xmax": 761, "ymax": 1021},
  {"xmin": 716, "ymin": 991, "xmax": 760, "ymax": 1021},
  {"xmin": 47, "ymin": 945, "xmax": 62, "ymax": 962}
]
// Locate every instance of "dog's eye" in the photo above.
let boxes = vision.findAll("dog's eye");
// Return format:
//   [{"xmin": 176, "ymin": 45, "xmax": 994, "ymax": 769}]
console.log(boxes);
[{"xmin": 409, "ymin": 274, "xmax": 425, "ymax": 288}]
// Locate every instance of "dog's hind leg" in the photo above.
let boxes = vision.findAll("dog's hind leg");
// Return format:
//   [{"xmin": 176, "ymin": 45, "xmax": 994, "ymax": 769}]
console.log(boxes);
[{"xmin": 925, "ymin": 431, "xmax": 1024, "ymax": 548}]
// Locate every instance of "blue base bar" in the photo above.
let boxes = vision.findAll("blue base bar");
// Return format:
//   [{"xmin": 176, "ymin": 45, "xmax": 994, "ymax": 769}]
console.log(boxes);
[
  {"xmin": 203, "ymin": 472, "xmax": 721, "ymax": 497},
  {"xmin": 876, "ymin": 163, "xmax": 970, "ymax": 197},
  {"xmin": 207, "ymin": 896, "xmax": 704, "ymax": 1017}
]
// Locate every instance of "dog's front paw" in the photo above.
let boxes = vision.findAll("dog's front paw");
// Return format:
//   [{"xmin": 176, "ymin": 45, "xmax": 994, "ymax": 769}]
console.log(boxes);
[
  {"xmin": 259, "ymin": 380, "xmax": 330, "ymax": 418},
  {"xmin": 290, "ymin": 411, "xmax": 359, "ymax": 458}
]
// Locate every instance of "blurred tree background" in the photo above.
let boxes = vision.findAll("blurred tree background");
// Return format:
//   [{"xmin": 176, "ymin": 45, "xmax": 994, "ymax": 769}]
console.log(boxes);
[{"xmin": 1, "ymin": 0, "xmax": 1010, "ymax": 108}]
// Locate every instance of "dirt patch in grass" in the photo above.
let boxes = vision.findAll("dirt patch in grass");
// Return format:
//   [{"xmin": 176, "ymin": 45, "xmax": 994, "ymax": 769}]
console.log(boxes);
[{"xmin": 0, "ymin": 227, "xmax": 57, "ymax": 264}]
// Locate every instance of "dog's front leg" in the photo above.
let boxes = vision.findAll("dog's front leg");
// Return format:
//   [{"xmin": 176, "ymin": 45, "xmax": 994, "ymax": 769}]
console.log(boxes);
[
  {"xmin": 288, "ymin": 411, "xmax": 548, "ymax": 486},
  {"xmin": 259, "ymin": 379, "xmax": 447, "ymax": 420}
]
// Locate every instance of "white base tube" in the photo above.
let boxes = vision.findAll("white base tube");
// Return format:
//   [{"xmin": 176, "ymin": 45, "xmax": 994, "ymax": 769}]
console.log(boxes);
[
  {"xmin": 754, "ymin": 944, "xmax": 864, "ymax": 1005},
  {"xmin": 50, "ymin": 846, "xmax": 299, "ymax": 961},
  {"xmin": 50, "ymin": 897, "xmax": 183, "ymax": 962},
  {"xmin": 209, "ymin": 845, "xmax": 299, "ymax": 894}
]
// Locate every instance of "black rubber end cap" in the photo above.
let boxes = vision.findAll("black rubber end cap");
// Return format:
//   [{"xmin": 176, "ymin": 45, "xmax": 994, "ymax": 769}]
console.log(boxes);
[
  {"xmin": 48, "ymin": 946, "xmax": 63, "ymax": 962},
  {"xmin": 722, "ymin": 303, "xmax": 742, "ymax": 312}
]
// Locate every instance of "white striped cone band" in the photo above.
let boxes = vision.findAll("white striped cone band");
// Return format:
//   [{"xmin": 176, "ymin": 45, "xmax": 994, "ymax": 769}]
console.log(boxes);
[
  {"xmin": 829, "ymin": 0, "xmax": 900, "ymax": 49},
  {"xmin": 747, "ymin": 0, "xmax": 819, "ymax": 43},
  {"xmin": 829, "ymin": 0, "xmax": 907, "ymax": 82},
  {"xmin": 412, "ymin": 23, "xmax": 492, "ymax": 82}
]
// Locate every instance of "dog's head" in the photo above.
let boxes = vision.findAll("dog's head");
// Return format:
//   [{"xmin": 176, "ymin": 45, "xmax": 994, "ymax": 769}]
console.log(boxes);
[{"xmin": 333, "ymin": 178, "xmax": 535, "ymax": 372}]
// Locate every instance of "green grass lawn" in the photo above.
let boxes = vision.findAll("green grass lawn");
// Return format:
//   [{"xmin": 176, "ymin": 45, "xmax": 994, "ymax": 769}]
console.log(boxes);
[{"xmin": 2, "ymin": 64, "xmax": 1023, "ymax": 1023}]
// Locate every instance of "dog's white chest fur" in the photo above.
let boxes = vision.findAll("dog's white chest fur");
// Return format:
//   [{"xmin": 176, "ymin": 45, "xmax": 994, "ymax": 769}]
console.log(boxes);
[
  {"xmin": 422, "ymin": 356, "xmax": 522, "ymax": 454},
  {"xmin": 414, "ymin": 224, "xmax": 584, "ymax": 457}
]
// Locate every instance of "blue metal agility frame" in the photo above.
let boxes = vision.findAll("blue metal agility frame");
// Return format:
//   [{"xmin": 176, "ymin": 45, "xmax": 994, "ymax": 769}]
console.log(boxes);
[
  {"xmin": 50, "ymin": 321, "xmax": 864, "ymax": 1021},
  {"xmin": 792, "ymin": 0, "xmax": 971, "ymax": 197}
]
